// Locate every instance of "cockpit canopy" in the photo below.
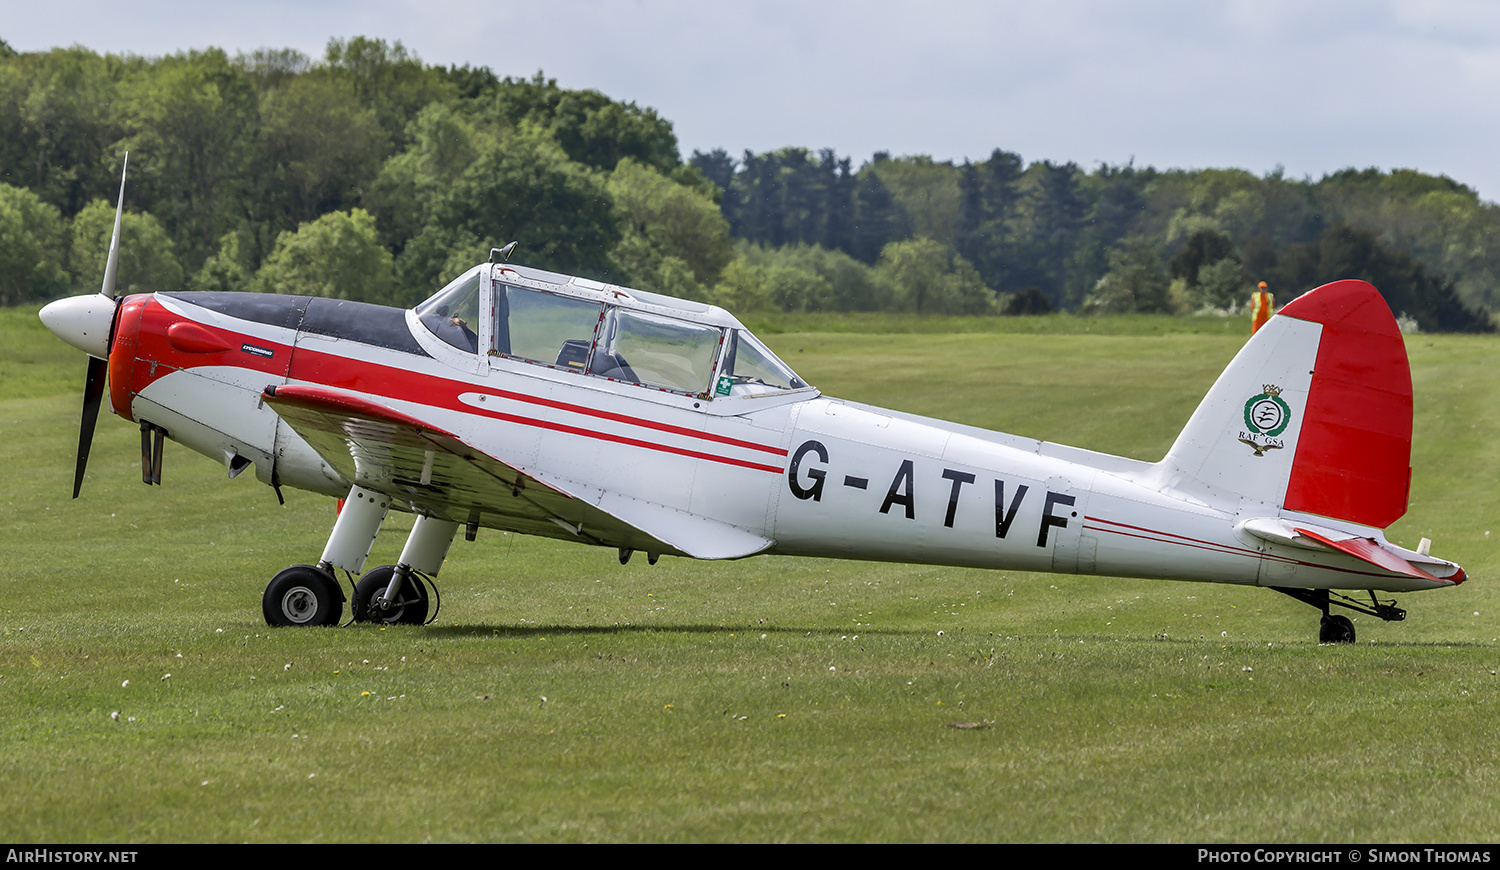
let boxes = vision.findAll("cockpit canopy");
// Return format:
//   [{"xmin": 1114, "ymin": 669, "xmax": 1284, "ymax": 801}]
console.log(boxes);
[{"xmin": 415, "ymin": 263, "xmax": 809, "ymax": 400}]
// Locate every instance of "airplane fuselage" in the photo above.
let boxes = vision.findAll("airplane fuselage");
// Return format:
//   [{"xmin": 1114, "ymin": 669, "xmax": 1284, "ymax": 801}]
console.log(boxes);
[
  {"xmin": 103, "ymin": 279, "xmax": 1451, "ymax": 598},
  {"xmin": 40, "ymin": 161, "xmax": 1461, "ymax": 636}
]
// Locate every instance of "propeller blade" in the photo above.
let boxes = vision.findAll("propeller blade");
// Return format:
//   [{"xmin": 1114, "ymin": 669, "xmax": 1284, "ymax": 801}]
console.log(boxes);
[
  {"xmin": 67, "ymin": 153, "xmax": 129, "ymax": 501},
  {"xmin": 74, "ymin": 356, "xmax": 108, "ymax": 498},
  {"xmin": 100, "ymin": 152, "xmax": 128, "ymax": 301}
]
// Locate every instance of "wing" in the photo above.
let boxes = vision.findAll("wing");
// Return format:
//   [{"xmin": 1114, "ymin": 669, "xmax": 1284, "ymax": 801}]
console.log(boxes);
[{"xmin": 261, "ymin": 384, "xmax": 774, "ymax": 560}]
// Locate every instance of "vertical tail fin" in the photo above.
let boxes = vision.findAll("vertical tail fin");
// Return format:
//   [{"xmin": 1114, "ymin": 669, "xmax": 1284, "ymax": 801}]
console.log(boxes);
[{"xmin": 1162, "ymin": 280, "xmax": 1412, "ymax": 528}]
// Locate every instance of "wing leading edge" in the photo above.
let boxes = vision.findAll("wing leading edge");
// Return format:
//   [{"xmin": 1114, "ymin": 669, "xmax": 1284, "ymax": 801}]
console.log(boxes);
[{"xmin": 261, "ymin": 385, "xmax": 774, "ymax": 560}]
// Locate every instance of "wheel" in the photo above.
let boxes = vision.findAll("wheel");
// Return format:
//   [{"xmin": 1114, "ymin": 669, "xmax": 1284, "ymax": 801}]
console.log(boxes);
[
  {"xmin": 352, "ymin": 565, "xmax": 430, "ymax": 625},
  {"xmin": 1319, "ymin": 614, "xmax": 1356, "ymax": 644},
  {"xmin": 352, "ymin": 566, "xmax": 429, "ymax": 625},
  {"xmin": 263, "ymin": 565, "xmax": 343, "ymax": 627}
]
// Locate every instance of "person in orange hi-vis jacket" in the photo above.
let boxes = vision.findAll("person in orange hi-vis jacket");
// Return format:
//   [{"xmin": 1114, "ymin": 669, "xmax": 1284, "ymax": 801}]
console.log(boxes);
[{"xmin": 1250, "ymin": 280, "xmax": 1275, "ymax": 334}]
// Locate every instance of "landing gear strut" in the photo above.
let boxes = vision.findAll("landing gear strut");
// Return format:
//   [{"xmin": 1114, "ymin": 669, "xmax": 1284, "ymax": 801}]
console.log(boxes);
[
  {"xmin": 1271, "ymin": 586, "xmax": 1407, "ymax": 644},
  {"xmin": 352, "ymin": 566, "xmax": 429, "ymax": 624},
  {"xmin": 351, "ymin": 514, "xmax": 457, "ymax": 625},
  {"xmin": 262, "ymin": 487, "xmax": 459, "ymax": 627},
  {"xmin": 263, "ymin": 486, "xmax": 387, "ymax": 627}
]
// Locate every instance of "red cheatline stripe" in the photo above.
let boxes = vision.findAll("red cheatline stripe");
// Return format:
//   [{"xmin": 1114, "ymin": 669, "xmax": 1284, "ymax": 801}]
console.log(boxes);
[
  {"xmin": 1084, "ymin": 515, "xmax": 1429, "ymax": 582},
  {"xmin": 1080, "ymin": 516, "xmax": 1278, "ymax": 564},
  {"xmin": 291, "ymin": 342, "xmax": 789, "ymax": 464},
  {"xmin": 1083, "ymin": 521, "xmax": 1293, "ymax": 565},
  {"xmin": 479, "ymin": 407, "xmax": 784, "ymax": 474},
  {"xmin": 467, "ymin": 387, "xmax": 786, "ymax": 456},
  {"xmin": 1085, "ymin": 516, "xmax": 1264, "ymax": 559}
]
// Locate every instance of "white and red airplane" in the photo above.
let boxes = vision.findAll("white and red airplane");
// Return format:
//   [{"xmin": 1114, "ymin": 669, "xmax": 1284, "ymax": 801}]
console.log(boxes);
[{"xmin": 39, "ymin": 164, "xmax": 1466, "ymax": 642}]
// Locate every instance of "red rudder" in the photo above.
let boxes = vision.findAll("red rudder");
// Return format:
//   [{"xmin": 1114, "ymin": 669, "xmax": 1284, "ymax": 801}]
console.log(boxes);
[{"xmin": 1278, "ymin": 280, "xmax": 1412, "ymax": 529}]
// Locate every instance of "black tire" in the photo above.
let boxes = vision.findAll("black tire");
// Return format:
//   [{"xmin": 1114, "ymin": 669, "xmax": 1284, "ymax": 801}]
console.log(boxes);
[
  {"xmin": 1319, "ymin": 614, "xmax": 1356, "ymax": 644},
  {"xmin": 263, "ymin": 565, "xmax": 343, "ymax": 627},
  {"xmin": 352, "ymin": 565, "xmax": 430, "ymax": 625}
]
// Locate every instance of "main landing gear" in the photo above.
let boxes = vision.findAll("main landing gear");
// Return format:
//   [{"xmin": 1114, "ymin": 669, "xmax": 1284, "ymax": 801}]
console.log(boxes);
[
  {"xmin": 352, "ymin": 566, "xmax": 429, "ymax": 625},
  {"xmin": 1270, "ymin": 586, "xmax": 1408, "ymax": 645},
  {"xmin": 262, "ymin": 486, "xmax": 459, "ymax": 627},
  {"xmin": 263, "ymin": 565, "xmax": 343, "ymax": 626}
]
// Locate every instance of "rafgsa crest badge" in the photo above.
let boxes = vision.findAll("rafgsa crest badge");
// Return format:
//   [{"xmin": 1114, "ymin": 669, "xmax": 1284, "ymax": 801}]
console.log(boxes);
[
  {"xmin": 1238, "ymin": 384, "xmax": 1290, "ymax": 456},
  {"xmin": 1244, "ymin": 385, "xmax": 1291, "ymax": 436}
]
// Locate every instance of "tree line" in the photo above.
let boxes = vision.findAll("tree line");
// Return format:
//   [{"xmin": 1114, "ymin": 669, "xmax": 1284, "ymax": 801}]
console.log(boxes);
[
  {"xmin": 693, "ymin": 148, "xmax": 1495, "ymax": 331},
  {"xmin": 1, "ymin": 37, "xmax": 1493, "ymax": 331}
]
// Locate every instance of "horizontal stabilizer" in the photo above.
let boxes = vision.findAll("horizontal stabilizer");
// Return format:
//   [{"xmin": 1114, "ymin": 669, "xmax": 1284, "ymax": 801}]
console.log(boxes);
[
  {"xmin": 263, "ymin": 384, "xmax": 773, "ymax": 560},
  {"xmin": 1238, "ymin": 517, "xmax": 1464, "ymax": 585},
  {"xmin": 1291, "ymin": 526, "xmax": 1438, "ymax": 583}
]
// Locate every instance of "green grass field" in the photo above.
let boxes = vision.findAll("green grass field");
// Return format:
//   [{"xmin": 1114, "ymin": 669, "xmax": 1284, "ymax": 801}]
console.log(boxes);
[{"xmin": 2, "ymin": 306, "xmax": 1496, "ymax": 843}]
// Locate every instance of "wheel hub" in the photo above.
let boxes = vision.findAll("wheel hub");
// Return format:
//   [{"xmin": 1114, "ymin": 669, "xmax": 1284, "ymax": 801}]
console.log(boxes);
[
  {"xmin": 280, "ymin": 586, "xmax": 320, "ymax": 624},
  {"xmin": 372, "ymin": 593, "xmax": 398, "ymax": 617}
]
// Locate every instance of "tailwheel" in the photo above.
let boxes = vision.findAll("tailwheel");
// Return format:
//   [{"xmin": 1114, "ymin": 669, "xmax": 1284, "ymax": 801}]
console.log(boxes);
[
  {"xmin": 352, "ymin": 565, "xmax": 430, "ymax": 625},
  {"xmin": 263, "ymin": 565, "xmax": 343, "ymax": 627},
  {"xmin": 1273, "ymin": 587, "xmax": 1400, "ymax": 644},
  {"xmin": 1318, "ymin": 614, "xmax": 1356, "ymax": 644}
]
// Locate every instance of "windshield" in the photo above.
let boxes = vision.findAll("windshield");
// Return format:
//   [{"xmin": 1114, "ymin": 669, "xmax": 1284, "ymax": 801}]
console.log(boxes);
[
  {"xmin": 415, "ymin": 267, "xmax": 484, "ymax": 352},
  {"xmin": 716, "ymin": 330, "xmax": 807, "ymax": 396}
]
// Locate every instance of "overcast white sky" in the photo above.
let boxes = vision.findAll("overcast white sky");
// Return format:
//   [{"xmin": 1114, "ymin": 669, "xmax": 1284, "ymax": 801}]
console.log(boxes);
[{"xmin": 7, "ymin": 1, "xmax": 1500, "ymax": 202}]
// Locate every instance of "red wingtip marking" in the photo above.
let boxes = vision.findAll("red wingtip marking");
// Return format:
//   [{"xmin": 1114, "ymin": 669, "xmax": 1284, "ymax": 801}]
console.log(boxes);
[
  {"xmin": 1280, "ymin": 281, "xmax": 1412, "ymax": 529},
  {"xmin": 263, "ymin": 384, "xmax": 458, "ymax": 440}
]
